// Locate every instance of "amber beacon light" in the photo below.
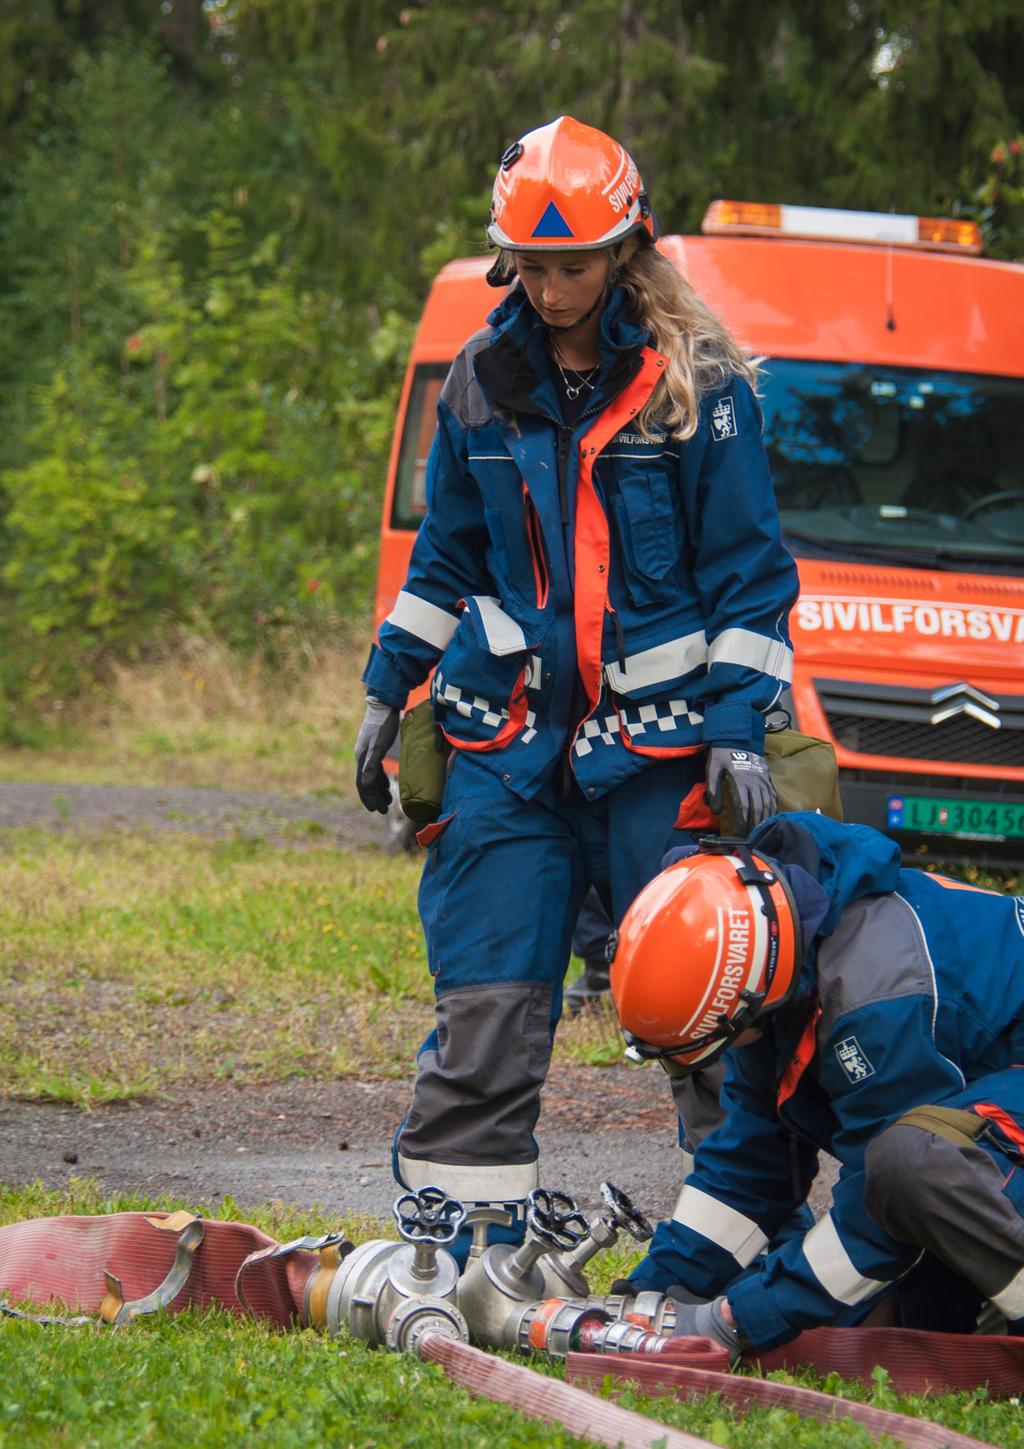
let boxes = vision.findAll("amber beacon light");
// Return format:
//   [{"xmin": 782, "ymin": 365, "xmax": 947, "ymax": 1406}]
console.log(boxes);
[{"xmin": 702, "ymin": 200, "xmax": 982, "ymax": 254}]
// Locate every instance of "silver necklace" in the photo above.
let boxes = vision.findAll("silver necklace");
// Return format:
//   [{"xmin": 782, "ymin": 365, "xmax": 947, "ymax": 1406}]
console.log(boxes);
[{"xmin": 551, "ymin": 339, "xmax": 599, "ymax": 400}]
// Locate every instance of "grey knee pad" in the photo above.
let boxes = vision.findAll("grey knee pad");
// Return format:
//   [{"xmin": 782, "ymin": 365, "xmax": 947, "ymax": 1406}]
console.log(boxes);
[{"xmin": 864, "ymin": 1123, "xmax": 936, "ymax": 1243}]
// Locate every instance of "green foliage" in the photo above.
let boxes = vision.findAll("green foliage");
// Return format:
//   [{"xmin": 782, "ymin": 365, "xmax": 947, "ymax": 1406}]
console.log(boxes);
[
  {"xmin": 955, "ymin": 135, "xmax": 1024, "ymax": 259},
  {"xmin": 0, "ymin": 1305, "xmax": 594, "ymax": 1448},
  {"xmin": 0, "ymin": 43, "xmax": 407, "ymax": 699}
]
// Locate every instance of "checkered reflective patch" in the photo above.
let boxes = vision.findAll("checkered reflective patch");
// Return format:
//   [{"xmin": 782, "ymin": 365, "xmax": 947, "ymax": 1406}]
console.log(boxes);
[
  {"xmin": 432, "ymin": 671, "xmax": 508, "ymax": 728},
  {"xmin": 573, "ymin": 698, "xmax": 703, "ymax": 757},
  {"xmin": 432, "ymin": 670, "xmax": 537, "ymax": 744},
  {"xmin": 621, "ymin": 698, "xmax": 703, "ymax": 737},
  {"xmin": 574, "ymin": 711, "xmax": 621, "ymax": 756},
  {"xmin": 834, "ymin": 1037, "xmax": 875, "ymax": 1084},
  {"xmin": 710, "ymin": 396, "xmax": 737, "ymax": 441}
]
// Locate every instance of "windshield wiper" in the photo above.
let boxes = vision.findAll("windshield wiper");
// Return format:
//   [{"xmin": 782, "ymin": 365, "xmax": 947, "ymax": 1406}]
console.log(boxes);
[{"xmin": 780, "ymin": 527, "xmax": 1019, "ymax": 570}]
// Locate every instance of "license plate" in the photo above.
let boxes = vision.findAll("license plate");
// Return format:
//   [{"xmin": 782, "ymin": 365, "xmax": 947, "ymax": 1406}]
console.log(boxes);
[{"xmin": 887, "ymin": 794, "xmax": 1024, "ymax": 841}]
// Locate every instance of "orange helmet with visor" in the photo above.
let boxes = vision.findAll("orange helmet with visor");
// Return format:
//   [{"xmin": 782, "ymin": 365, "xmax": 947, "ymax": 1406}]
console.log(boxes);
[
  {"xmin": 611, "ymin": 841, "xmax": 801, "ymax": 1076},
  {"xmin": 488, "ymin": 115, "xmax": 655, "ymax": 253}
]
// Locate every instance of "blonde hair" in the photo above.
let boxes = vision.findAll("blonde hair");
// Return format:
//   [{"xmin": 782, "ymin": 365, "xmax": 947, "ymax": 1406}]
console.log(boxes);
[
  {"xmin": 613, "ymin": 239, "xmax": 760, "ymax": 441},
  {"xmin": 492, "ymin": 240, "xmax": 759, "ymax": 441}
]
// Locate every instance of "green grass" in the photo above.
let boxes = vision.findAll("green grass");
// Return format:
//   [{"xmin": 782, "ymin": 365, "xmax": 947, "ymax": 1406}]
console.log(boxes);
[
  {"xmin": 0, "ymin": 636, "xmax": 368, "ymax": 795},
  {"xmin": 0, "ymin": 826, "xmax": 630, "ymax": 1104},
  {"xmin": 0, "ymin": 827, "xmax": 429, "ymax": 1102},
  {"xmin": 2, "ymin": 1182, "xmax": 1021, "ymax": 1448}
]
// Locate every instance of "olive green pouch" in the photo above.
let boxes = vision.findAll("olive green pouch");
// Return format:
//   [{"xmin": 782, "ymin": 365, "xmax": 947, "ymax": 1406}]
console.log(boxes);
[
  {"xmin": 719, "ymin": 727, "xmax": 843, "ymax": 834},
  {"xmin": 398, "ymin": 698, "xmax": 452, "ymax": 825}
]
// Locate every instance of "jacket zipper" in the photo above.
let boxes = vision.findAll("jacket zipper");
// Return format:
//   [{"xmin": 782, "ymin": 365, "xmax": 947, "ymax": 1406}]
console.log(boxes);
[
  {"xmin": 532, "ymin": 355, "xmax": 650, "ymax": 763},
  {"xmin": 523, "ymin": 486, "xmax": 550, "ymax": 609},
  {"xmin": 607, "ymin": 604, "xmax": 627, "ymax": 673},
  {"xmin": 556, "ymin": 427, "xmax": 572, "ymax": 524},
  {"xmin": 734, "ymin": 1050, "xmax": 816, "ymax": 1200},
  {"xmin": 543, "ymin": 352, "xmax": 645, "ymax": 527},
  {"xmin": 575, "ymin": 358, "xmax": 645, "ymax": 690}
]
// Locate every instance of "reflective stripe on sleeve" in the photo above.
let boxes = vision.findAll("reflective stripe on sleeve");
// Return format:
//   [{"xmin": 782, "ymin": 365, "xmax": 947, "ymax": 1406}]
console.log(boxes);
[
  {"xmin": 801, "ymin": 1212, "xmax": 890, "ymax": 1306},
  {"xmin": 708, "ymin": 627, "xmax": 794, "ymax": 682},
  {"xmin": 473, "ymin": 596, "xmax": 528, "ymax": 656},
  {"xmin": 604, "ymin": 631, "xmax": 708, "ymax": 693},
  {"xmin": 672, "ymin": 1184, "xmax": 769, "ymax": 1267},
  {"xmin": 991, "ymin": 1265, "xmax": 1024, "ymax": 1320},
  {"xmin": 386, "ymin": 590, "xmax": 460, "ymax": 651},
  {"xmin": 396, "ymin": 1151, "xmax": 538, "ymax": 1201}
]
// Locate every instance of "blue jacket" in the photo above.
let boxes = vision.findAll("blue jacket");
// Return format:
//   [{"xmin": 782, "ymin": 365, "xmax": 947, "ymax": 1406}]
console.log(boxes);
[
  {"xmin": 364, "ymin": 283, "xmax": 798, "ymax": 799},
  {"xmin": 637, "ymin": 812, "xmax": 1024, "ymax": 1347}
]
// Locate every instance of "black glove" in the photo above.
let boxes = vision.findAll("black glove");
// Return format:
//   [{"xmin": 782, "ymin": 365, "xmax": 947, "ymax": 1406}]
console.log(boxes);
[
  {"xmin": 705, "ymin": 746, "xmax": 777, "ymax": 836},
  {"xmin": 669, "ymin": 1295, "xmax": 746, "ymax": 1363},
  {"xmin": 354, "ymin": 697, "xmax": 400, "ymax": 814}
]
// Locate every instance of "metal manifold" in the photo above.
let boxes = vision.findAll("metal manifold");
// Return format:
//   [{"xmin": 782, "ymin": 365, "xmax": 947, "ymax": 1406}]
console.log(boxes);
[
  {"xmin": 455, "ymin": 1181, "xmax": 665, "ymax": 1354},
  {"xmin": 297, "ymin": 1177, "xmax": 667, "ymax": 1359},
  {"xmin": 306, "ymin": 1186, "xmax": 469, "ymax": 1353}
]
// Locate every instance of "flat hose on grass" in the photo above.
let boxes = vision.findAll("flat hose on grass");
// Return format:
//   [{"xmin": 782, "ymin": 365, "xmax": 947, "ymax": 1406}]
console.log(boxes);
[
  {"xmin": 418, "ymin": 1331, "xmax": 723, "ymax": 1449},
  {"xmin": 743, "ymin": 1323, "xmax": 1024, "ymax": 1396},
  {"xmin": 567, "ymin": 1353, "xmax": 995, "ymax": 1449},
  {"xmin": 0, "ymin": 1212, "xmax": 315, "ymax": 1327}
]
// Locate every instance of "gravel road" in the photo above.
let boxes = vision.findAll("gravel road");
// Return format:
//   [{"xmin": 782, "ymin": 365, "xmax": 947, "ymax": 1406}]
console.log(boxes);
[{"xmin": 0, "ymin": 779, "xmax": 384, "ymax": 848}]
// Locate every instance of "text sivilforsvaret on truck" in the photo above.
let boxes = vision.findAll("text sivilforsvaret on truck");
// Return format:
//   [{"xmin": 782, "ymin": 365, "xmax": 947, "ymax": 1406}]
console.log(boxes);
[{"xmin": 374, "ymin": 201, "xmax": 1024, "ymax": 864}]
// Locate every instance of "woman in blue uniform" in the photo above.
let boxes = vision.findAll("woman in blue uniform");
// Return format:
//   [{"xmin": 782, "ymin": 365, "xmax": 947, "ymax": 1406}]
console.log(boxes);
[{"xmin": 354, "ymin": 115, "xmax": 798, "ymax": 1237}]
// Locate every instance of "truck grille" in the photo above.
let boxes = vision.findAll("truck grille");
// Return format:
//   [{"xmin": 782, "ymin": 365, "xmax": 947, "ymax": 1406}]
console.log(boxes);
[{"xmin": 814, "ymin": 678, "xmax": 1024, "ymax": 768}]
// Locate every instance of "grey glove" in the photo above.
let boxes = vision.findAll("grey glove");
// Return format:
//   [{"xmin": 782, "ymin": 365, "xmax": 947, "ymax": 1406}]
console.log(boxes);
[
  {"xmin": 354, "ymin": 697, "xmax": 400, "ymax": 814},
  {"xmin": 705, "ymin": 746, "xmax": 777, "ymax": 836},
  {"xmin": 669, "ymin": 1295, "xmax": 746, "ymax": 1363}
]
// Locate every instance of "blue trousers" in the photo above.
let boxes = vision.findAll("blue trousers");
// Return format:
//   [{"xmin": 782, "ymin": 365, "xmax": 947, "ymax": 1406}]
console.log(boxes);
[
  {"xmin": 393, "ymin": 750, "xmax": 705, "ymax": 1210},
  {"xmin": 571, "ymin": 887, "xmax": 615, "ymax": 964}
]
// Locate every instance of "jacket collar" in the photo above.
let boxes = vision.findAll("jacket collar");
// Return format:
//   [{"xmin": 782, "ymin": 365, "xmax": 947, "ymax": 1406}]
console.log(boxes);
[{"xmin": 474, "ymin": 282, "xmax": 650, "ymax": 422}]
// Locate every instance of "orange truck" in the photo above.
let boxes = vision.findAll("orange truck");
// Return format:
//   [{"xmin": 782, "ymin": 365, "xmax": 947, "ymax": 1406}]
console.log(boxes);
[{"xmin": 374, "ymin": 202, "xmax": 1024, "ymax": 862}]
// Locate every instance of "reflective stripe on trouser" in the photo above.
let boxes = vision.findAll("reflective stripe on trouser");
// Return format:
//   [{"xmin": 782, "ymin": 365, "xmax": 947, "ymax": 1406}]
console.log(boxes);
[
  {"xmin": 394, "ymin": 750, "xmax": 707, "ymax": 1199},
  {"xmin": 864, "ymin": 1068, "xmax": 1024, "ymax": 1320}
]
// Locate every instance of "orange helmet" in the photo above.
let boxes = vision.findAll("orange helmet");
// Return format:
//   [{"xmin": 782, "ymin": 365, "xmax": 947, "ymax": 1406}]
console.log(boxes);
[
  {"xmin": 611, "ymin": 843, "xmax": 801, "ymax": 1075},
  {"xmin": 487, "ymin": 116, "xmax": 655, "ymax": 252}
]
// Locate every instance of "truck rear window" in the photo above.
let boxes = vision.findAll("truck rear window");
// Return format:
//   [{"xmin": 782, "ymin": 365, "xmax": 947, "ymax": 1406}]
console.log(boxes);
[
  {"xmin": 762, "ymin": 359, "xmax": 1024, "ymax": 573},
  {"xmin": 391, "ymin": 364, "xmax": 447, "ymax": 530}
]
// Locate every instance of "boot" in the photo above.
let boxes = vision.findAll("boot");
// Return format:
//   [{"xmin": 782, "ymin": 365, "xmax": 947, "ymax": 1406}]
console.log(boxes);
[{"xmin": 564, "ymin": 958, "xmax": 611, "ymax": 1015}]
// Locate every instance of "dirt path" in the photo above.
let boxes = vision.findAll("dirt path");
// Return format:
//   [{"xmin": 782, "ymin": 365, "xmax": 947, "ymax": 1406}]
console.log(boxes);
[
  {"xmin": 0, "ymin": 1068, "xmax": 690, "ymax": 1224},
  {"xmin": 0, "ymin": 779, "xmax": 837, "ymax": 1224},
  {"xmin": 0, "ymin": 779, "xmax": 385, "ymax": 848}
]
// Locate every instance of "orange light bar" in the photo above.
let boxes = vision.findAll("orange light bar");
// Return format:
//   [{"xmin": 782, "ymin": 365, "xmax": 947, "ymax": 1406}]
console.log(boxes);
[
  {"xmin": 916, "ymin": 216, "xmax": 983, "ymax": 254},
  {"xmin": 702, "ymin": 200, "xmax": 781, "ymax": 234},
  {"xmin": 702, "ymin": 201, "xmax": 983, "ymax": 254}
]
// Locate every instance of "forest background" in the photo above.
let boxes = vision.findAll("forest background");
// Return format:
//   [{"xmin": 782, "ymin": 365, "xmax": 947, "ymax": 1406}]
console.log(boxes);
[{"xmin": 1, "ymin": 0, "xmax": 1022, "ymax": 735}]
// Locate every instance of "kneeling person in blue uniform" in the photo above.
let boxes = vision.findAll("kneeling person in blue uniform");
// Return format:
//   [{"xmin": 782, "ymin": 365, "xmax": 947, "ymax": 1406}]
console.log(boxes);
[{"xmin": 613, "ymin": 813, "xmax": 1024, "ymax": 1358}]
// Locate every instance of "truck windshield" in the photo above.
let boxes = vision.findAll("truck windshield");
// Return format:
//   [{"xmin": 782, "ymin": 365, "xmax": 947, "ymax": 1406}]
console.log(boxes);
[{"xmin": 761, "ymin": 359, "xmax": 1024, "ymax": 574}]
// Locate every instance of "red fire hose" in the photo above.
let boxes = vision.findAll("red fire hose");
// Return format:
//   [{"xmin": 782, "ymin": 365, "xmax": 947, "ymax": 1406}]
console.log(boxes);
[
  {"xmin": 418, "ymin": 1332, "xmax": 721, "ymax": 1449},
  {"xmin": 1, "ymin": 1209, "xmax": 1018, "ymax": 1449},
  {"xmin": 568, "ymin": 1352, "xmax": 995, "ymax": 1449}
]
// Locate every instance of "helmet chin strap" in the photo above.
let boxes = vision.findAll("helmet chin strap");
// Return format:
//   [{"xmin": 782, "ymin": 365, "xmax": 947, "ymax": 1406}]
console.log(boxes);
[{"xmin": 544, "ymin": 290, "xmax": 607, "ymax": 336}]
